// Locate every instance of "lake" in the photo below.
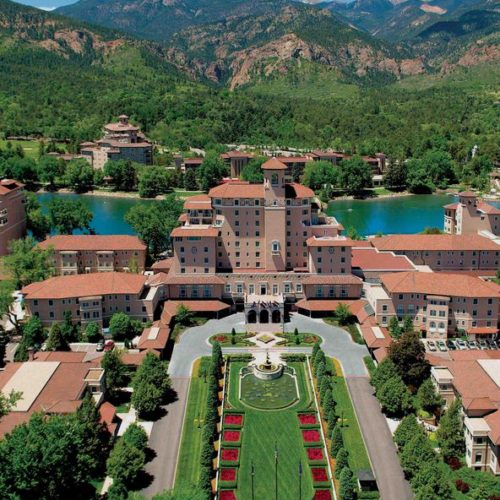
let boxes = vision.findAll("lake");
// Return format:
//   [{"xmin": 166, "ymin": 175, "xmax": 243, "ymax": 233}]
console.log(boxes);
[{"xmin": 37, "ymin": 192, "xmax": 499, "ymax": 237}]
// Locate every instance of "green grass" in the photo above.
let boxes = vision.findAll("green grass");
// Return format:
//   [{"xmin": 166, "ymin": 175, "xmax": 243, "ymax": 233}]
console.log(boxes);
[
  {"xmin": 363, "ymin": 356, "xmax": 376, "ymax": 376},
  {"xmin": 209, "ymin": 332, "xmax": 320, "ymax": 347},
  {"xmin": 226, "ymin": 361, "xmax": 318, "ymax": 499},
  {"xmin": 174, "ymin": 189, "xmax": 204, "ymax": 198},
  {"xmin": 332, "ymin": 375, "xmax": 371, "ymax": 472},
  {"xmin": 240, "ymin": 371, "xmax": 299, "ymax": 410},
  {"xmin": 175, "ymin": 357, "xmax": 210, "ymax": 488},
  {"xmin": 0, "ymin": 139, "xmax": 67, "ymax": 158}
]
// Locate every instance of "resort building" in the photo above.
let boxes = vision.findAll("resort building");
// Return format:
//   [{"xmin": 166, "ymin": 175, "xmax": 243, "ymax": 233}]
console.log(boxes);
[
  {"xmin": 0, "ymin": 179, "xmax": 26, "ymax": 256},
  {"xmin": 0, "ymin": 353, "xmax": 105, "ymax": 437},
  {"xmin": 430, "ymin": 352, "xmax": 500, "ymax": 475},
  {"xmin": 306, "ymin": 150, "xmax": 387, "ymax": 174},
  {"xmin": 220, "ymin": 151, "xmax": 254, "ymax": 178},
  {"xmin": 370, "ymin": 234, "xmax": 499, "ymax": 271},
  {"xmin": 444, "ymin": 191, "xmax": 500, "ymax": 236},
  {"xmin": 364, "ymin": 271, "xmax": 500, "ymax": 339},
  {"xmin": 38, "ymin": 235, "xmax": 147, "ymax": 275},
  {"xmin": 163, "ymin": 158, "xmax": 362, "ymax": 326},
  {"xmin": 351, "ymin": 246, "xmax": 417, "ymax": 280},
  {"xmin": 21, "ymin": 272, "xmax": 164, "ymax": 326},
  {"xmin": 80, "ymin": 115, "xmax": 153, "ymax": 170},
  {"xmin": 183, "ymin": 157, "xmax": 204, "ymax": 172}
]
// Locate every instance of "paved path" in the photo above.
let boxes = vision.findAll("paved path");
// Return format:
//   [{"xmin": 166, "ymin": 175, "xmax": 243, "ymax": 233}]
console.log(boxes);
[
  {"xmin": 347, "ymin": 377, "xmax": 412, "ymax": 500},
  {"xmin": 141, "ymin": 377, "xmax": 190, "ymax": 497}
]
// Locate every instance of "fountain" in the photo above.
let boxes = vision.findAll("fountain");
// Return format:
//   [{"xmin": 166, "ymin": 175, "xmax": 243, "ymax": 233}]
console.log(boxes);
[{"xmin": 253, "ymin": 350, "xmax": 284, "ymax": 381}]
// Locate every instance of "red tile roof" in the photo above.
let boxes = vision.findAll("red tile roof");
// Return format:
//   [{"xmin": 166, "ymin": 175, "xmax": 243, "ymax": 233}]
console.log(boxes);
[
  {"xmin": 0, "ymin": 179, "xmax": 23, "ymax": 195},
  {"xmin": 151, "ymin": 258, "xmax": 173, "ymax": 273},
  {"xmin": 485, "ymin": 411, "xmax": 500, "ymax": 445},
  {"xmin": 209, "ymin": 181, "xmax": 264, "ymax": 199},
  {"xmin": 371, "ymin": 234, "xmax": 499, "ymax": 251},
  {"xmin": 285, "ymin": 183, "xmax": 315, "ymax": 199},
  {"xmin": 22, "ymin": 272, "xmax": 147, "ymax": 300},
  {"xmin": 221, "ymin": 151, "xmax": 254, "ymax": 159},
  {"xmin": 138, "ymin": 321, "xmax": 171, "ymax": 351},
  {"xmin": 352, "ymin": 248, "xmax": 415, "ymax": 271},
  {"xmin": 184, "ymin": 158, "xmax": 204, "ymax": 164},
  {"xmin": 296, "ymin": 298, "xmax": 366, "ymax": 317},
  {"xmin": 170, "ymin": 226, "xmax": 219, "ymax": 238},
  {"xmin": 307, "ymin": 236, "xmax": 356, "ymax": 247},
  {"xmin": 381, "ymin": 271, "xmax": 500, "ymax": 298},
  {"xmin": 274, "ymin": 156, "xmax": 311, "ymax": 163},
  {"xmin": 459, "ymin": 191, "xmax": 476, "ymax": 197},
  {"xmin": 164, "ymin": 299, "xmax": 230, "ymax": 314},
  {"xmin": 477, "ymin": 202, "xmax": 500, "ymax": 215},
  {"xmin": 183, "ymin": 194, "xmax": 212, "ymax": 210},
  {"xmin": 443, "ymin": 203, "xmax": 458, "ymax": 210},
  {"xmin": 38, "ymin": 235, "xmax": 146, "ymax": 251},
  {"xmin": 33, "ymin": 351, "xmax": 87, "ymax": 363},
  {"xmin": 262, "ymin": 158, "xmax": 288, "ymax": 170},
  {"xmin": 468, "ymin": 327, "xmax": 499, "ymax": 335}
]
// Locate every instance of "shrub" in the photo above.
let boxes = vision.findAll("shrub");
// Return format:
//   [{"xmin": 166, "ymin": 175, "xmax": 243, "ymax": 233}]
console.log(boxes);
[
  {"xmin": 106, "ymin": 439, "xmax": 145, "ymax": 487},
  {"xmin": 335, "ymin": 448, "xmax": 349, "ymax": 479},
  {"xmin": 339, "ymin": 467, "xmax": 355, "ymax": 500},
  {"xmin": 122, "ymin": 423, "xmax": 148, "ymax": 452},
  {"xmin": 394, "ymin": 415, "xmax": 422, "ymax": 449},
  {"xmin": 330, "ymin": 426, "xmax": 343, "ymax": 457},
  {"xmin": 455, "ymin": 479, "xmax": 469, "ymax": 493}
]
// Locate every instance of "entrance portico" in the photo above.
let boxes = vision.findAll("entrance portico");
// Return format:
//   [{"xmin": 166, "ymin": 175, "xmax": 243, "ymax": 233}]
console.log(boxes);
[{"xmin": 245, "ymin": 293, "xmax": 284, "ymax": 331}]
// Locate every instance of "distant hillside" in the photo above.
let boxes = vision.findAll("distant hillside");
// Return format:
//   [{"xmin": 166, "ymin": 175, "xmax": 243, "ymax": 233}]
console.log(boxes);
[
  {"xmin": 164, "ymin": 5, "xmax": 425, "ymax": 89},
  {"xmin": 57, "ymin": 0, "xmax": 293, "ymax": 41}
]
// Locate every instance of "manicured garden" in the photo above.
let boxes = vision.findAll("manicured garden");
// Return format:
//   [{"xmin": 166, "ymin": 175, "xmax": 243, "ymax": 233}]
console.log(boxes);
[{"xmin": 208, "ymin": 330, "xmax": 321, "ymax": 347}]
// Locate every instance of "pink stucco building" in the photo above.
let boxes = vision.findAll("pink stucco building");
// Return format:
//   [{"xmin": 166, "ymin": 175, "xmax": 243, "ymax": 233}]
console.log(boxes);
[
  {"xmin": 164, "ymin": 158, "xmax": 362, "ymax": 325},
  {"xmin": 0, "ymin": 179, "xmax": 26, "ymax": 256}
]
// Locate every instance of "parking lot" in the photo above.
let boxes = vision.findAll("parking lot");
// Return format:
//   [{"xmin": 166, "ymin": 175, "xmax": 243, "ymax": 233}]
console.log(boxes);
[{"xmin": 421, "ymin": 337, "xmax": 500, "ymax": 354}]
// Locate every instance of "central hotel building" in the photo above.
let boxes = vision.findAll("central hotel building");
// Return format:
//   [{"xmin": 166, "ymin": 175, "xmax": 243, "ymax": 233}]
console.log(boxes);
[{"xmin": 165, "ymin": 158, "xmax": 362, "ymax": 323}]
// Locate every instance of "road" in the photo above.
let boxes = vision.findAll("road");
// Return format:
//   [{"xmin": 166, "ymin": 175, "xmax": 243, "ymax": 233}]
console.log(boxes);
[{"xmin": 142, "ymin": 313, "xmax": 411, "ymax": 499}]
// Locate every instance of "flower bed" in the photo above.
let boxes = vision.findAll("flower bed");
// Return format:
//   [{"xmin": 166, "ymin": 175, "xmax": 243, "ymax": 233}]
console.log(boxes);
[
  {"xmin": 224, "ymin": 414, "xmax": 244, "ymax": 427},
  {"xmin": 222, "ymin": 430, "xmax": 241, "ymax": 445},
  {"xmin": 219, "ymin": 491, "xmax": 237, "ymax": 500},
  {"xmin": 302, "ymin": 429, "xmax": 321, "ymax": 444},
  {"xmin": 219, "ymin": 467, "xmax": 238, "ymax": 488},
  {"xmin": 306, "ymin": 447, "xmax": 325, "ymax": 463},
  {"xmin": 311, "ymin": 467, "xmax": 330, "ymax": 487},
  {"xmin": 221, "ymin": 448, "xmax": 239, "ymax": 463},
  {"xmin": 313, "ymin": 489, "xmax": 332, "ymax": 500},
  {"xmin": 298, "ymin": 413, "xmax": 318, "ymax": 427},
  {"xmin": 212, "ymin": 335, "xmax": 227, "ymax": 343}
]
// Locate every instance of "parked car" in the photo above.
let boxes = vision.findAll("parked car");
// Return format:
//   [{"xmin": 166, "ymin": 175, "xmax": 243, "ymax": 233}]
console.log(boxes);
[
  {"xmin": 104, "ymin": 340, "xmax": 115, "ymax": 352},
  {"xmin": 446, "ymin": 339, "xmax": 457, "ymax": 350},
  {"xmin": 488, "ymin": 339, "xmax": 499, "ymax": 349},
  {"xmin": 478, "ymin": 340, "xmax": 489, "ymax": 350},
  {"xmin": 456, "ymin": 339, "xmax": 468, "ymax": 350},
  {"xmin": 468, "ymin": 340, "xmax": 479, "ymax": 350},
  {"xmin": 427, "ymin": 340, "xmax": 437, "ymax": 352},
  {"xmin": 96, "ymin": 340, "xmax": 105, "ymax": 352},
  {"xmin": 437, "ymin": 340, "xmax": 447, "ymax": 352}
]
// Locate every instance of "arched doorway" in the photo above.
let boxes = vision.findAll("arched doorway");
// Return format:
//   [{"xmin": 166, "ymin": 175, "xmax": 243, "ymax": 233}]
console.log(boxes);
[
  {"xmin": 247, "ymin": 309, "xmax": 257, "ymax": 324},
  {"xmin": 272, "ymin": 309, "xmax": 281, "ymax": 324},
  {"xmin": 260, "ymin": 309, "xmax": 269, "ymax": 323}
]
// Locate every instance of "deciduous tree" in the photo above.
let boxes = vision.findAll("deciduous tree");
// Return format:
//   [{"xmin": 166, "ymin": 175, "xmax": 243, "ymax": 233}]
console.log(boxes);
[
  {"xmin": 377, "ymin": 375, "xmax": 413, "ymax": 417},
  {"xmin": 106, "ymin": 439, "xmax": 145, "ymax": 487},
  {"xmin": 46, "ymin": 322, "xmax": 69, "ymax": 351},
  {"xmin": 47, "ymin": 198, "xmax": 93, "ymax": 234},
  {"xmin": 436, "ymin": 398, "xmax": 465, "ymax": 462}
]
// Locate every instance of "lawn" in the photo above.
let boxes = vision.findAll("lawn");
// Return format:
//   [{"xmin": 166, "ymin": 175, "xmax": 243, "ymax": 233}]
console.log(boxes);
[
  {"xmin": 209, "ymin": 331, "xmax": 321, "ymax": 347},
  {"xmin": 240, "ymin": 371, "xmax": 299, "ymax": 410},
  {"xmin": 331, "ymin": 374, "xmax": 371, "ymax": 472},
  {"xmin": 226, "ymin": 361, "xmax": 320, "ymax": 499},
  {"xmin": 0, "ymin": 139, "xmax": 67, "ymax": 159},
  {"xmin": 175, "ymin": 357, "xmax": 211, "ymax": 487},
  {"xmin": 174, "ymin": 189, "xmax": 204, "ymax": 199}
]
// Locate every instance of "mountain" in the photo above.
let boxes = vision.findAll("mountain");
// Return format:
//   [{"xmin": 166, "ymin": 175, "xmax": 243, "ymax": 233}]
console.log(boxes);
[
  {"xmin": 163, "ymin": 5, "xmax": 425, "ymax": 89},
  {"xmin": 57, "ymin": 0, "xmax": 294, "ymax": 41}
]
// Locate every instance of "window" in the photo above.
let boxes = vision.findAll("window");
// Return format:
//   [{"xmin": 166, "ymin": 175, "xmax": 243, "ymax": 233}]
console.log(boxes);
[
  {"xmin": 296, "ymin": 283, "xmax": 303, "ymax": 293},
  {"xmin": 272, "ymin": 284, "xmax": 278, "ymax": 295},
  {"xmin": 272, "ymin": 241, "xmax": 280, "ymax": 253},
  {"xmin": 180, "ymin": 286, "xmax": 187, "ymax": 298},
  {"xmin": 284, "ymin": 283, "xmax": 291, "ymax": 293},
  {"xmin": 225, "ymin": 284, "xmax": 231, "ymax": 293},
  {"xmin": 315, "ymin": 286, "xmax": 323, "ymax": 298},
  {"xmin": 249, "ymin": 284, "xmax": 254, "ymax": 294},
  {"xmin": 236, "ymin": 283, "xmax": 243, "ymax": 294}
]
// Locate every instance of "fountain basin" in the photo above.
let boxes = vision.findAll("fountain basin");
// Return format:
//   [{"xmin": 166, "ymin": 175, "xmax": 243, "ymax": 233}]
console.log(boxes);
[{"xmin": 253, "ymin": 362, "xmax": 283, "ymax": 381}]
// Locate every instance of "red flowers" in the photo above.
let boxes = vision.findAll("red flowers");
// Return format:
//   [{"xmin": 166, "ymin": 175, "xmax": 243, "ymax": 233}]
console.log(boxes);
[
  {"xmin": 221, "ymin": 448, "xmax": 239, "ymax": 462},
  {"xmin": 298, "ymin": 413, "xmax": 317, "ymax": 425},
  {"xmin": 311, "ymin": 467, "xmax": 328, "ymax": 483},
  {"xmin": 224, "ymin": 414, "xmax": 243, "ymax": 426},
  {"xmin": 313, "ymin": 490, "xmax": 332, "ymax": 500},
  {"xmin": 219, "ymin": 491, "xmax": 236, "ymax": 500},
  {"xmin": 223, "ymin": 430, "xmax": 241, "ymax": 442},
  {"xmin": 221, "ymin": 468, "xmax": 236, "ymax": 481},
  {"xmin": 213, "ymin": 335, "xmax": 227, "ymax": 342},
  {"xmin": 307, "ymin": 448, "xmax": 324, "ymax": 461},
  {"xmin": 302, "ymin": 430, "xmax": 321, "ymax": 443}
]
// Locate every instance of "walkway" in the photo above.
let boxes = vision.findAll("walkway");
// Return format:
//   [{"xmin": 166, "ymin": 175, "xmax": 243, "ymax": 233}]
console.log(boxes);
[{"xmin": 143, "ymin": 312, "xmax": 411, "ymax": 499}]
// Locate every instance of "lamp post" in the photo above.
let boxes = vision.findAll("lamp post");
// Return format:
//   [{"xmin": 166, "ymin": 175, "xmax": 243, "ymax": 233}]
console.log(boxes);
[
  {"xmin": 251, "ymin": 460, "xmax": 255, "ymax": 500},
  {"xmin": 298, "ymin": 461, "xmax": 302, "ymax": 500},
  {"xmin": 275, "ymin": 440, "xmax": 279, "ymax": 500}
]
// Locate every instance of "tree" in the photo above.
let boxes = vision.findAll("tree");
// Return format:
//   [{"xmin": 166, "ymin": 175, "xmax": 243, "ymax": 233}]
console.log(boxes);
[
  {"xmin": 38, "ymin": 155, "xmax": 63, "ymax": 187},
  {"xmin": 388, "ymin": 331, "xmax": 430, "ymax": 388},
  {"xmin": 175, "ymin": 304, "xmax": 194, "ymax": 326},
  {"xmin": 311, "ymin": 341, "xmax": 321, "ymax": 365},
  {"xmin": 212, "ymin": 342, "xmax": 223, "ymax": 375},
  {"xmin": 313, "ymin": 349, "xmax": 326, "ymax": 375},
  {"xmin": 138, "ymin": 166, "xmax": 172, "ymax": 198},
  {"xmin": 5, "ymin": 237, "xmax": 55, "ymax": 288},
  {"xmin": 339, "ymin": 467, "xmax": 355, "ymax": 500},
  {"xmin": 46, "ymin": 323, "xmax": 69, "ymax": 351},
  {"xmin": 14, "ymin": 315, "xmax": 46, "ymax": 361},
  {"xmin": 197, "ymin": 151, "xmax": 228, "ymax": 192},
  {"xmin": 107, "ymin": 480, "xmax": 129, "ymax": 500},
  {"xmin": 104, "ymin": 160, "xmax": 137, "ymax": 191},
  {"xmin": 388, "ymin": 316, "xmax": 402, "ymax": 339},
  {"xmin": 371, "ymin": 358, "xmax": 399, "ymax": 393},
  {"xmin": 394, "ymin": 414, "xmax": 422, "ymax": 449},
  {"xmin": 335, "ymin": 447, "xmax": 349, "ymax": 479},
  {"xmin": 60, "ymin": 310, "xmax": 79, "ymax": 342},
  {"xmin": 64, "ymin": 158, "xmax": 95, "ymax": 193},
  {"xmin": 327, "ymin": 408, "xmax": 337, "ymax": 437},
  {"xmin": 132, "ymin": 380, "xmax": 164, "ymax": 418},
  {"xmin": 0, "ymin": 390, "xmax": 21, "ymax": 419},
  {"xmin": 2, "ymin": 157, "xmax": 38, "ymax": 184},
  {"xmin": 416, "ymin": 378, "xmax": 443, "ymax": 414},
  {"xmin": 109, "ymin": 312, "xmax": 137, "ymax": 341},
  {"xmin": 331, "ymin": 426, "xmax": 343, "ymax": 457},
  {"xmin": 47, "ymin": 198, "xmax": 93, "ymax": 234},
  {"xmin": 240, "ymin": 157, "xmax": 265, "ymax": 183},
  {"xmin": 183, "ymin": 168, "xmax": 198, "ymax": 190},
  {"xmin": 436, "ymin": 398, "xmax": 465, "ymax": 462},
  {"xmin": 412, "ymin": 462, "xmax": 453, "ymax": 500},
  {"xmin": 378, "ymin": 375, "xmax": 413, "ymax": 417},
  {"xmin": 407, "ymin": 159, "xmax": 435, "ymax": 194},
  {"xmin": 84, "ymin": 322, "xmax": 102, "ymax": 343},
  {"xmin": 338, "ymin": 156, "xmax": 373, "ymax": 195},
  {"xmin": 422, "ymin": 149, "xmax": 456, "ymax": 188},
  {"xmin": 24, "ymin": 192, "xmax": 51, "ymax": 240},
  {"xmin": 106, "ymin": 438, "xmax": 145, "ymax": 487},
  {"xmin": 101, "ymin": 350, "xmax": 128, "ymax": 396},
  {"xmin": 0, "ymin": 281, "xmax": 22, "ymax": 335},
  {"xmin": 383, "ymin": 162, "xmax": 407, "ymax": 190},
  {"xmin": 334, "ymin": 303, "xmax": 353, "ymax": 326},
  {"xmin": 302, "ymin": 160, "xmax": 336, "ymax": 191},
  {"xmin": 400, "ymin": 432, "xmax": 437, "ymax": 479},
  {"xmin": 421, "ymin": 227, "xmax": 443, "ymax": 235},
  {"xmin": 402, "ymin": 316, "xmax": 413, "ymax": 333},
  {"xmin": 125, "ymin": 194, "xmax": 183, "ymax": 258}
]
